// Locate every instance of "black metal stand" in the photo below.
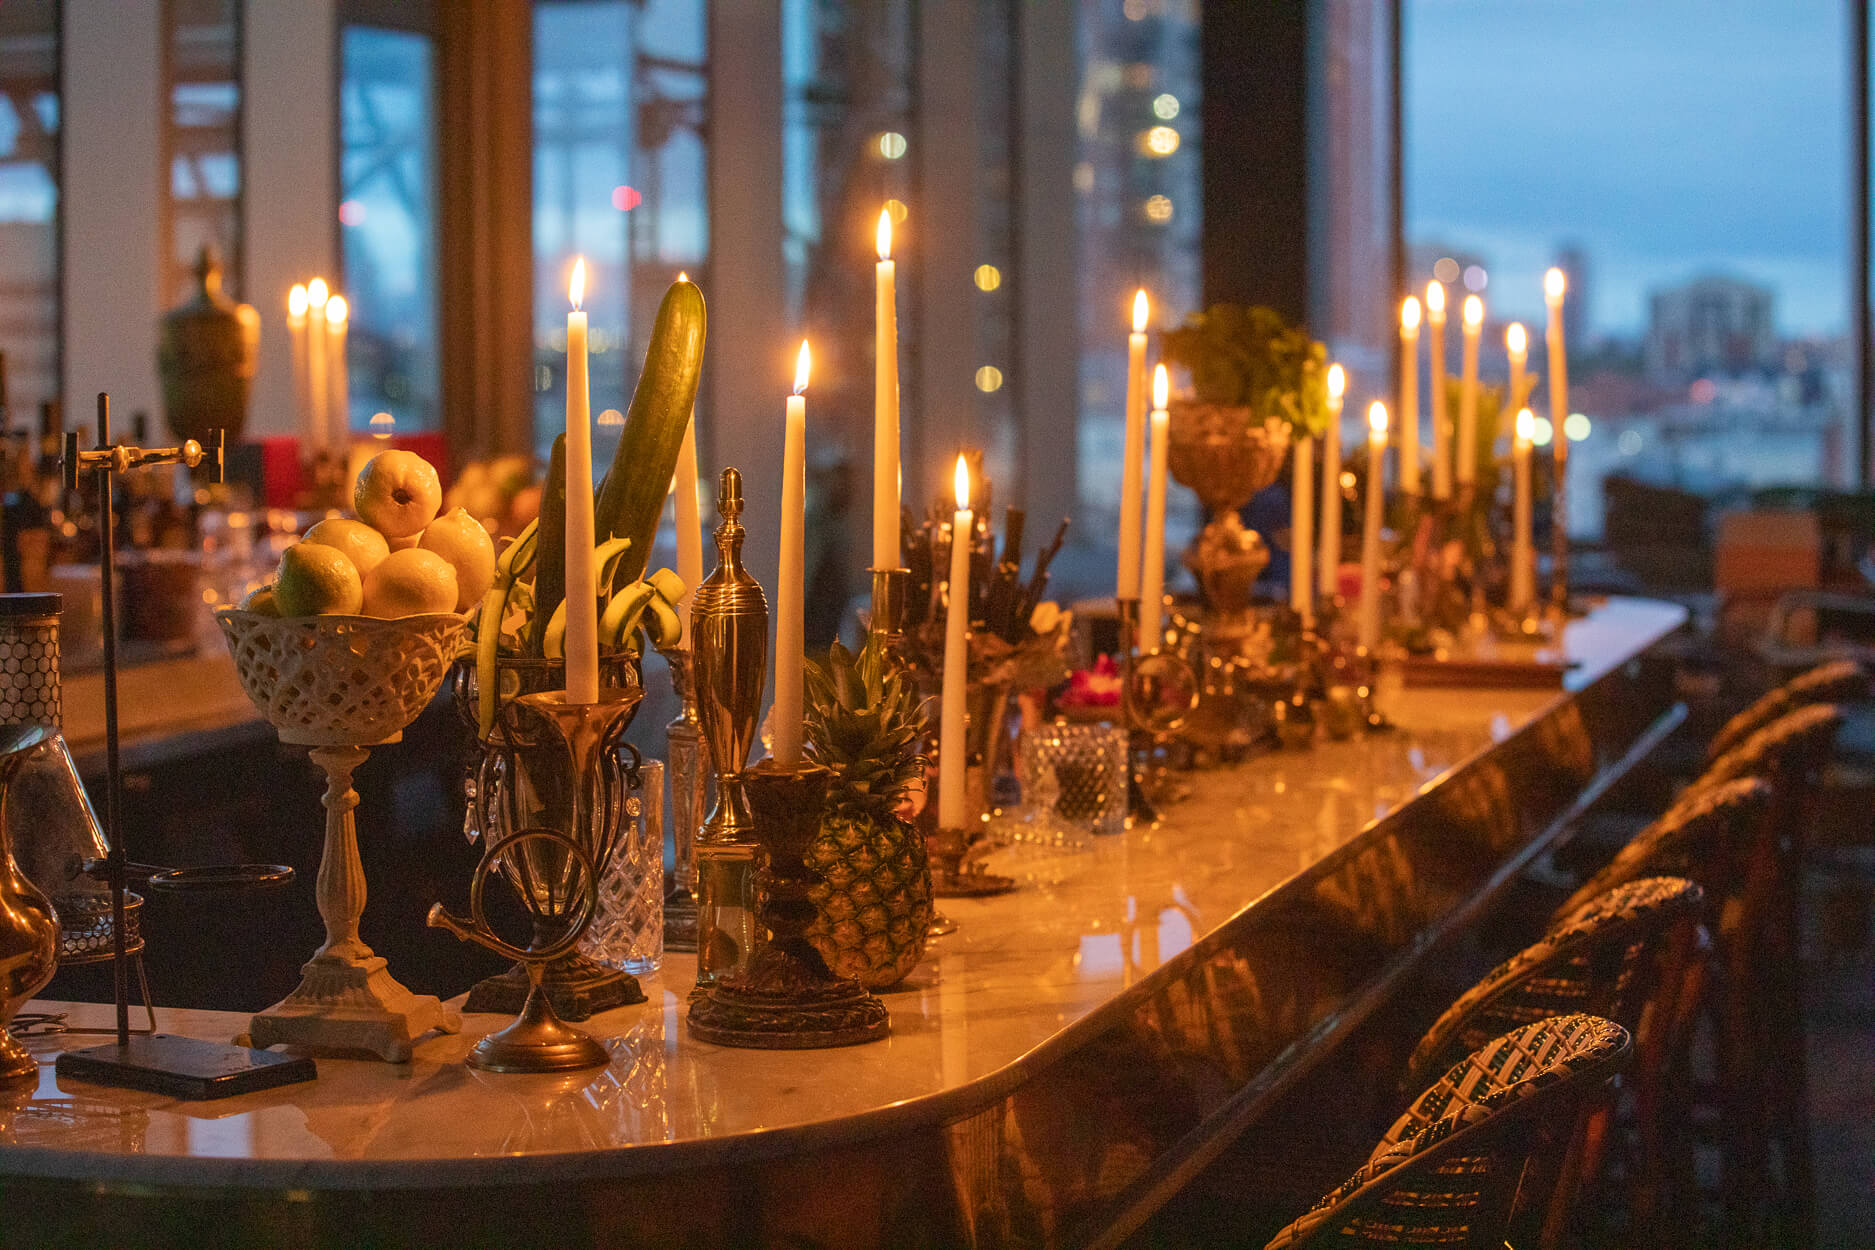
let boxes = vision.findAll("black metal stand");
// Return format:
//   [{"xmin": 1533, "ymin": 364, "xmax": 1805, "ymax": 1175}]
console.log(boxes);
[{"xmin": 53, "ymin": 394, "xmax": 315, "ymax": 1100}]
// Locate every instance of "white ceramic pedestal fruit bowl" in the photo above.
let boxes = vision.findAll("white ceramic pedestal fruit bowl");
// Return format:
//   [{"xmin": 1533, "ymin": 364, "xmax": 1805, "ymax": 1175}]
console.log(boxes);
[{"xmin": 216, "ymin": 608, "xmax": 469, "ymax": 1061}]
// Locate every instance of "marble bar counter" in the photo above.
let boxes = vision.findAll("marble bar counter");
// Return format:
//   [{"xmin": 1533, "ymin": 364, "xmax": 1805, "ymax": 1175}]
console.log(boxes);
[{"xmin": 3, "ymin": 598, "xmax": 1688, "ymax": 1250}]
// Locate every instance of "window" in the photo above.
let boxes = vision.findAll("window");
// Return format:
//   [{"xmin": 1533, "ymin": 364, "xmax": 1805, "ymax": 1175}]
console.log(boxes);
[
  {"xmin": 163, "ymin": 0, "xmax": 242, "ymax": 304},
  {"xmin": 0, "ymin": 2, "xmax": 59, "ymax": 419},
  {"xmin": 1406, "ymin": 0, "xmax": 1851, "ymax": 540},
  {"xmin": 533, "ymin": 0, "xmax": 707, "ymax": 468},
  {"xmin": 340, "ymin": 24, "xmax": 441, "ymax": 434},
  {"xmin": 1076, "ymin": 0, "xmax": 1203, "ymax": 558}
]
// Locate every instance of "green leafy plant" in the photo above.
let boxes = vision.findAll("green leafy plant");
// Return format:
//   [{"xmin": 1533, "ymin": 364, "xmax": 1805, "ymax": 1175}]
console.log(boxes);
[{"xmin": 1161, "ymin": 304, "xmax": 1331, "ymax": 436}]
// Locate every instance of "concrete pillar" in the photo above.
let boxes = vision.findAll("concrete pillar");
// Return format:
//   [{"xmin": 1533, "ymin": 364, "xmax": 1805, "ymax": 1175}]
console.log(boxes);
[{"xmin": 61, "ymin": 0, "xmax": 163, "ymax": 426}]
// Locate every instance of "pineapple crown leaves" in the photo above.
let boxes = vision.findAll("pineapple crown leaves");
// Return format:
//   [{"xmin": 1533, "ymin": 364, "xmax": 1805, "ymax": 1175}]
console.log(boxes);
[{"xmin": 803, "ymin": 634, "xmax": 931, "ymax": 817}]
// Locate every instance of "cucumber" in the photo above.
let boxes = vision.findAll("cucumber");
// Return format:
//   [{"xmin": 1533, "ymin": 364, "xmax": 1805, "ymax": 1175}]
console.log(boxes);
[
  {"xmin": 532, "ymin": 434, "xmax": 567, "ymax": 656},
  {"xmin": 594, "ymin": 279, "xmax": 706, "ymax": 589}
]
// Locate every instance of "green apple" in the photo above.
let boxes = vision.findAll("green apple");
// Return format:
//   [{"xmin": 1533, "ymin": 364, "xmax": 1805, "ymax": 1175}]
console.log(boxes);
[
  {"xmin": 303, "ymin": 517, "xmax": 391, "ymax": 578},
  {"xmin": 418, "ymin": 507, "xmax": 497, "ymax": 612},
  {"xmin": 274, "ymin": 544, "xmax": 363, "ymax": 617}
]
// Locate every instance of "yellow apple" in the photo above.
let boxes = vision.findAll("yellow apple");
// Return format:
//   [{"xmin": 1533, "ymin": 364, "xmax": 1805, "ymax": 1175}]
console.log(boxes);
[
  {"xmin": 418, "ymin": 507, "xmax": 497, "ymax": 612},
  {"xmin": 353, "ymin": 449, "xmax": 442, "ymax": 539},
  {"xmin": 361, "ymin": 547, "xmax": 459, "ymax": 618},
  {"xmin": 273, "ymin": 543, "xmax": 364, "ymax": 617},
  {"xmin": 303, "ymin": 517, "xmax": 391, "ymax": 578}
]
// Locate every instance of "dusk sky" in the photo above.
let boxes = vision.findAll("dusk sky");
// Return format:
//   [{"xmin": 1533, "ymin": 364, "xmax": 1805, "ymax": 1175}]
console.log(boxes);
[{"xmin": 1408, "ymin": 0, "xmax": 1850, "ymax": 339}]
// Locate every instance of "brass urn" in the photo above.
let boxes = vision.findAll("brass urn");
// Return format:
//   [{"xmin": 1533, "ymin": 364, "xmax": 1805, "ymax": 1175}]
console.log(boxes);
[
  {"xmin": 157, "ymin": 245, "xmax": 259, "ymax": 445},
  {"xmin": 0, "ymin": 723, "xmax": 59, "ymax": 1083},
  {"xmin": 1164, "ymin": 400, "xmax": 1291, "ymax": 632}
]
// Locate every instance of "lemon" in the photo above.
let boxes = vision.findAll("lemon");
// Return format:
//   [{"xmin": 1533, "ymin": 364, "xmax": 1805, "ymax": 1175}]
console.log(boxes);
[
  {"xmin": 274, "ymin": 543, "xmax": 364, "ymax": 617},
  {"xmin": 361, "ymin": 548, "xmax": 459, "ymax": 618}
]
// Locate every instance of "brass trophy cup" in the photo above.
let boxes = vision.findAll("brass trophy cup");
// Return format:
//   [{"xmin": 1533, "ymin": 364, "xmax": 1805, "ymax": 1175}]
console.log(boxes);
[
  {"xmin": 429, "ymin": 687, "xmax": 642, "ymax": 1073},
  {"xmin": 1163, "ymin": 402, "xmax": 1291, "ymax": 649},
  {"xmin": 689, "ymin": 469, "xmax": 768, "ymax": 990}
]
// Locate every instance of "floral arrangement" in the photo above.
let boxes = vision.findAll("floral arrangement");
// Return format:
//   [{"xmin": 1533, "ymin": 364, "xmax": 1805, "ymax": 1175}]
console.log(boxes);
[{"xmin": 1160, "ymin": 303, "xmax": 1331, "ymax": 437}]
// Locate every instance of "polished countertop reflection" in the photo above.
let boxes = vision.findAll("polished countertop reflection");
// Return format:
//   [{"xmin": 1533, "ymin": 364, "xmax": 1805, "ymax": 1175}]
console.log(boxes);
[{"xmin": 6, "ymin": 598, "xmax": 1685, "ymax": 1185}]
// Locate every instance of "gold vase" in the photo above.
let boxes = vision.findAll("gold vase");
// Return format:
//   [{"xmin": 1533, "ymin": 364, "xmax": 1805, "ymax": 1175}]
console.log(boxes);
[{"xmin": 0, "ymin": 724, "xmax": 59, "ymax": 1083}]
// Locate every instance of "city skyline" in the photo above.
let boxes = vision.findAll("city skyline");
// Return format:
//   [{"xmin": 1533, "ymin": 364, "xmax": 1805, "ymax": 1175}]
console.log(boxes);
[{"xmin": 1409, "ymin": 0, "xmax": 1849, "ymax": 338}]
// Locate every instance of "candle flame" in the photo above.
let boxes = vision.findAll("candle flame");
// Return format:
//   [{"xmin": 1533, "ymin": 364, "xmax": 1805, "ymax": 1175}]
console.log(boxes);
[
  {"xmin": 1401, "ymin": 296, "xmax": 1421, "ymax": 331},
  {"xmin": 1368, "ymin": 401, "xmax": 1389, "ymax": 437},
  {"xmin": 1505, "ymin": 322, "xmax": 1526, "ymax": 354},
  {"xmin": 308, "ymin": 277, "xmax": 329, "ymax": 308},
  {"xmin": 1462, "ymin": 295, "xmax": 1483, "ymax": 329},
  {"xmin": 1152, "ymin": 363, "xmax": 1169, "ymax": 410},
  {"xmin": 288, "ymin": 284, "xmax": 308, "ymax": 317},
  {"xmin": 1544, "ymin": 267, "xmax": 1566, "ymax": 301},
  {"xmin": 793, "ymin": 339, "xmax": 812, "ymax": 395},
  {"xmin": 876, "ymin": 209, "xmax": 892, "ymax": 261},
  {"xmin": 569, "ymin": 258, "xmax": 586, "ymax": 311},
  {"xmin": 1132, "ymin": 289, "xmax": 1149, "ymax": 334},
  {"xmin": 954, "ymin": 454, "xmax": 970, "ymax": 510},
  {"xmin": 1516, "ymin": 407, "xmax": 1536, "ymax": 443},
  {"xmin": 678, "ymin": 271, "xmax": 689, "ymax": 282},
  {"xmin": 1425, "ymin": 280, "xmax": 1445, "ymax": 315},
  {"xmin": 325, "ymin": 294, "xmax": 348, "ymax": 326},
  {"xmin": 1326, "ymin": 363, "xmax": 1346, "ymax": 401}
]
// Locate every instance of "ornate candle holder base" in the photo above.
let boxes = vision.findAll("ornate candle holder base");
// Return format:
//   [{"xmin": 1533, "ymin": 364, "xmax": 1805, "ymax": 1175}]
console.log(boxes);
[
  {"xmin": 663, "ymin": 896, "xmax": 699, "ymax": 953},
  {"xmin": 462, "ymin": 948, "xmax": 646, "ymax": 1022},
  {"xmin": 687, "ymin": 760, "xmax": 889, "ymax": 1050},
  {"xmin": 465, "ymin": 968, "xmax": 612, "ymax": 1074},
  {"xmin": 927, "ymin": 823, "xmax": 1017, "ymax": 898}
]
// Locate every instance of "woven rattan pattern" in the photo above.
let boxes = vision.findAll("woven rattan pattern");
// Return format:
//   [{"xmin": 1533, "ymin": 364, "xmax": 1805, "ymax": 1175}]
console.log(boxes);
[
  {"xmin": 1706, "ymin": 660, "xmax": 1866, "ymax": 763},
  {"xmin": 216, "ymin": 609, "xmax": 469, "ymax": 746},
  {"xmin": 1702, "ymin": 703, "xmax": 1844, "ymax": 790},
  {"xmin": 1404, "ymin": 876, "xmax": 1702, "ymax": 1090},
  {"xmin": 1559, "ymin": 777, "xmax": 1771, "ymax": 918},
  {"xmin": 1266, "ymin": 1014, "xmax": 1631, "ymax": 1249}
]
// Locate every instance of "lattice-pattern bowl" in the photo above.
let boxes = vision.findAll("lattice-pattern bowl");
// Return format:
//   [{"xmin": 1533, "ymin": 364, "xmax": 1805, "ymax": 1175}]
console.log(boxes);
[{"xmin": 215, "ymin": 609, "xmax": 470, "ymax": 747}]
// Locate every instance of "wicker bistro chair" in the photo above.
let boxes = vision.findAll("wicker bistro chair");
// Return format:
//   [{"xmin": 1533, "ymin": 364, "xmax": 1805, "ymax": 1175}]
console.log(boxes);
[
  {"xmin": 1690, "ymin": 702, "xmax": 1845, "ymax": 1246},
  {"xmin": 1264, "ymin": 1014, "xmax": 1631, "ymax": 1250},
  {"xmin": 1559, "ymin": 777, "xmax": 1772, "ymax": 921},
  {"xmin": 1405, "ymin": 876, "xmax": 1705, "ymax": 1091},
  {"xmin": 1398, "ymin": 877, "xmax": 1704, "ymax": 1246},
  {"xmin": 1704, "ymin": 658, "xmax": 1867, "ymax": 764}
]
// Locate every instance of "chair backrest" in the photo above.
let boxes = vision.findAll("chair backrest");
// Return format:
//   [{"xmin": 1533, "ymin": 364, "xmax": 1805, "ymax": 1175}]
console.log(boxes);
[
  {"xmin": 1706, "ymin": 659, "xmax": 1866, "ymax": 762},
  {"xmin": 1265, "ymin": 1014, "xmax": 1632, "ymax": 1250},
  {"xmin": 1404, "ymin": 876, "xmax": 1702, "ymax": 1090},
  {"xmin": 1558, "ymin": 777, "xmax": 1771, "ymax": 919},
  {"xmin": 1702, "ymin": 702, "xmax": 1843, "ymax": 790}
]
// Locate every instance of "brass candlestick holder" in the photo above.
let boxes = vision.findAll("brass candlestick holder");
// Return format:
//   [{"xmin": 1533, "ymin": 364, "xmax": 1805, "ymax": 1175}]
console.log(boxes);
[
  {"xmin": 658, "ymin": 645, "xmax": 705, "ymax": 953},
  {"xmin": 868, "ymin": 566, "xmax": 909, "ymax": 647},
  {"xmin": 691, "ymin": 469, "xmax": 767, "ymax": 990},
  {"xmin": 460, "ymin": 683, "xmax": 648, "ymax": 1020},
  {"xmin": 688, "ymin": 759, "xmax": 889, "ymax": 1049},
  {"xmin": 430, "ymin": 687, "xmax": 641, "ymax": 1073}
]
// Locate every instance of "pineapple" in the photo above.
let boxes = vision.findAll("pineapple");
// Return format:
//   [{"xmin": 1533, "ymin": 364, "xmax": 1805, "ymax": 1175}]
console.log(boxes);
[{"xmin": 803, "ymin": 635, "xmax": 935, "ymax": 988}]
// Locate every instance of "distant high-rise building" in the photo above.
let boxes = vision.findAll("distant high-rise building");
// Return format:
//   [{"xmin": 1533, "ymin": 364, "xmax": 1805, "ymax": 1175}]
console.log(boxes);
[
  {"xmin": 1553, "ymin": 243, "xmax": 1589, "ymax": 347},
  {"xmin": 1643, "ymin": 274, "xmax": 1776, "ymax": 383}
]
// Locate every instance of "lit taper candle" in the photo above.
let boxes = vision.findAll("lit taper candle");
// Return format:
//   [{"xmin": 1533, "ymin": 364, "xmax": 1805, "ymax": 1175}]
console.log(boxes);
[
  {"xmin": 1511, "ymin": 406, "xmax": 1535, "ymax": 613},
  {"xmin": 306, "ymin": 278, "xmax": 329, "ymax": 456},
  {"xmin": 1359, "ymin": 401, "xmax": 1388, "ymax": 650},
  {"xmin": 1505, "ymin": 321, "xmax": 1527, "ymax": 416},
  {"xmin": 563, "ymin": 258, "xmax": 599, "ymax": 704},
  {"xmin": 1426, "ymin": 281, "xmax": 1450, "ymax": 500},
  {"xmin": 1319, "ymin": 363, "xmax": 1346, "ymax": 597},
  {"xmin": 1117, "ymin": 290, "xmax": 1149, "ymax": 601},
  {"xmin": 1399, "ymin": 296, "xmax": 1421, "ymax": 495},
  {"xmin": 774, "ymin": 341, "xmax": 810, "ymax": 766},
  {"xmin": 287, "ymin": 284, "xmax": 312, "ymax": 452},
  {"xmin": 873, "ymin": 210, "xmax": 901, "ymax": 571},
  {"xmin": 1140, "ymin": 364, "xmax": 1171, "ymax": 648},
  {"xmin": 1291, "ymin": 425, "xmax": 1314, "ymax": 627},
  {"xmin": 938, "ymin": 455, "xmax": 973, "ymax": 828},
  {"xmin": 672, "ymin": 278, "xmax": 704, "ymax": 637},
  {"xmin": 325, "ymin": 294, "xmax": 349, "ymax": 446},
  {"xmin": 1544, "ymin": 267, "xmax": 1570, "ymax": 606},
  {"xmin": 1457, "ymin": 294, "xmax": 1483, "ymax": 489}
]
